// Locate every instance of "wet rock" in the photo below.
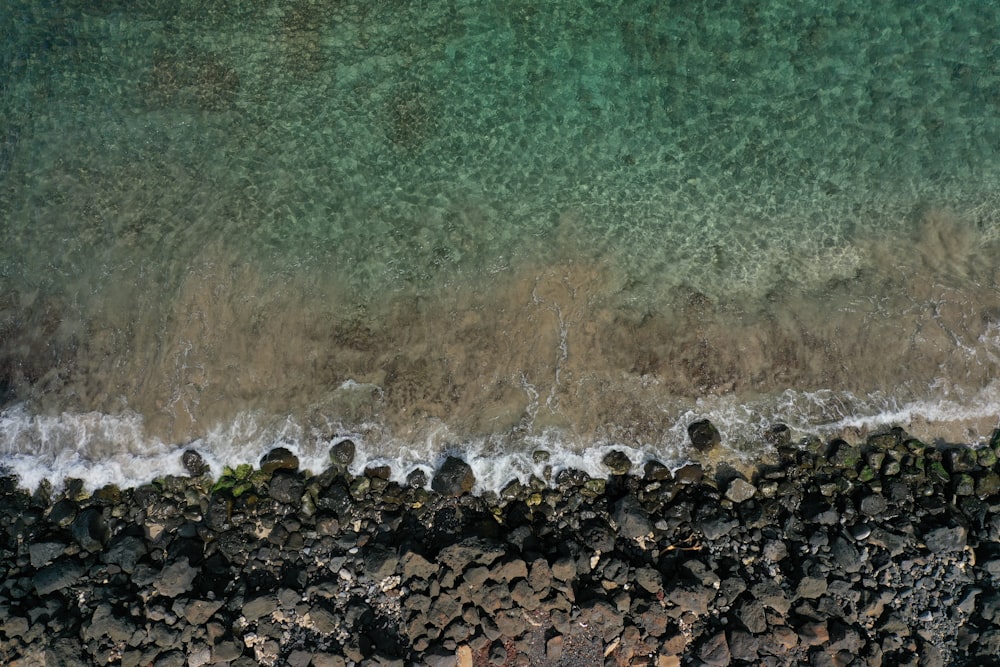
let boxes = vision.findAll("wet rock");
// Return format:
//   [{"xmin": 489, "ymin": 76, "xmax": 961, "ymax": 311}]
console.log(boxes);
[
  {"xmin": 365, "ymin": 464, "xmax": 392, "ymax": 480},
  {"xmin": 432, "ymin": 456, "xmax": 476, "ymax": 496},
  {"xmin": 330, "ymin": 439, "xmax": 356, "ymax": 467},
  {"xmin": 602, "ymin": 450, "xmax": 632, "ymax": 475},
  {"xmin": 406, "ymin": 468, "xmax": 429, "ymax": 488},
  {"xmin": 688, "ymin": 420, "xmax": 721, "ymax": 452},
  {"xmin": 182, "ymin": 449, "xmax": 210, "ymax": 476},
  {"xmin": 674, "ymin": 463, "xmax": 703, "ymax": 485},
  {"xmin": 644, "ymin": 460, "xmax": 672, "ymax": 481},
  {"xmin": 261, "ymin": 446, "xmax": 300, "ymax": 474},
  {"xmin": 269, "ymin": 470, "xmax": 305, "ymax": 504},
  {"xmin": 766, "ymin": 423, "xmax": 792, "ymax": 446},
  {"xmin": 71, "ymin": 507, "xmax": 110, "ymax": 552}
]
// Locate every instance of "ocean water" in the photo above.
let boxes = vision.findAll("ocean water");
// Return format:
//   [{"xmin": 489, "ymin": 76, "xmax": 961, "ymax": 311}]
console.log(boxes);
[{"xmin": 2, "ymin": 0, "xmax": 1000, "ymax": 491}]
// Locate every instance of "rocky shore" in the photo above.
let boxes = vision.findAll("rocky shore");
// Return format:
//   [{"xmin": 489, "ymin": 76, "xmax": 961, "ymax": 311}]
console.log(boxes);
[{"xmin": 2, "ymin": 426, "xmax": 1000, "ymax": 666}]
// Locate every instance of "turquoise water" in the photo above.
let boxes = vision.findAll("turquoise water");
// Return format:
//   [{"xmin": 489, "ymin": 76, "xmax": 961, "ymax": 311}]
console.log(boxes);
[{"xmin": 2, "ymin": 0, "xmax": 1000, "ymax": 489}]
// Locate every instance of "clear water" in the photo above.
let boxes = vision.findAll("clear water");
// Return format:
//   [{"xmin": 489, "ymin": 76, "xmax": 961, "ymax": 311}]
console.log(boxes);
[{"xmin": 2, "ymin": 0, "xmax": 1000, "ymax": 490}]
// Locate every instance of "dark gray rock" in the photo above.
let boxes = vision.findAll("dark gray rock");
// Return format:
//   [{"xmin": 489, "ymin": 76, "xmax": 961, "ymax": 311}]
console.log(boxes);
[
  {"xmin": 830, "ymin": 537, "xmax": 862, "ymax": 573},
  {"xmin": 84, "ymin": 603, "xmax": 137, "ymax": 643},
  {"xmin": 923, "ymin": 524, "xmax": 967, "ymax": 553},
  {"xmin": 577, "ymin": 600, "xmax": 623, "ymax": 643},
  {"xmin": 34, "ymin": 559, "xmax": 85, "ymax": 595},
  {"xmin": 269, "ymin": 470, "xmax": 305, "ymax": 504},
  {"xmin": 868, "ymin": 527, "xmax": 910, "ymax": 556},
  {"xmin": 363, "ymin": 544, "xmax": 400, "ymax": 580},
  {"xmin": 725, "ymin": 478, "xmax": 757, "ymax": 503},
  {"xmin": 48, "ymin": 498, "xmax": 77, "ymax": 527},
  {"xmin": 28, "ymin": 541, "xmax": 68, "ymax": 568},
  {"xmin": 611, "ymin": 495, "xmax": 652, "ymax": 539},
  {"xmin": 432, "ymin": 456, "xmax": 476, "ymax": 496},
  {"xmin": 860, "ymin": 493, "xmax": 888, "ymax": 516},
  {"xmin": 102, "ymin": 535, "xmax": 148, "ymax": 573},
  {"xmin": 243, "ymin": 593, "xmax": 279, "ymax": 622},
  {"xmin": 667, "ymin": 582, "xmax": 715, "ymax": 615},
  {"xmin": 700, "ymin": 515, "xmax": 738, "ymax": 540},
  {"xmin": 178, "ymin": 599, "xmax": 224, "ymax": 625},
  {"xmin": 71, "ymin": 508, "xmax": 110, "ymax": 552},
  {"xmin": 153, "ymin": 558, "xmax": 199, "ymax": 598},
  {"xmin": 688, "ymin": 420, "xmax": 721, "ymax": 452}
]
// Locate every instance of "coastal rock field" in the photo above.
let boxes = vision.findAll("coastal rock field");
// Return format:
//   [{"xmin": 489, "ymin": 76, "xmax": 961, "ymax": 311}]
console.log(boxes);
[{"xmin": 2, "ymin": 427, "xmax": 1000, "ymax": 666}]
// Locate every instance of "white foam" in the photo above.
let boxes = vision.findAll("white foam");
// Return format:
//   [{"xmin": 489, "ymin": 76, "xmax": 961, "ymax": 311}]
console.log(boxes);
[{"xmin": 1, "ymin": 381, "xmax": 998, "ymax": 493}]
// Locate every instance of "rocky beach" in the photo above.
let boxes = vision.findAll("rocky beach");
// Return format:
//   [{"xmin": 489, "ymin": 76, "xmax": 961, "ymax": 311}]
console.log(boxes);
[{"xmin": 2, "ymin": 425, "xmax": 1000, "ymax": 666}]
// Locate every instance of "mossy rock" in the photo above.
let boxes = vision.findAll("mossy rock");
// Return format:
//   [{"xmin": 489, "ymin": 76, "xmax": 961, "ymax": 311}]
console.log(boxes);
[
  {"xmin": 976, "ymin": 472, "xmax": 1000, "ymax": 499},
  {"xmin": 581, "ymin": 479, "xmax": 607, "ymax": 497},
  {"xmin": 858, "ymin": 466, "xmax": 876, "ymax": 483},
  {"xmin": 532, "ymin": 450, "xmax": 551, "ymax": 463},
  {"xmin": 867, "ymin": 431, "xmax": 901, "ymax": 451},
  {"xmin": 953, "ymin": 473, "xmax": 976, "ymax": 496},
  {"xmin": 827, "ymin": 439, "xmax": 860, "ymax": 469},
  {"xmin": 881, "ymin": 460, "xmax": 901, "ymax": 477},
  {"xmin": 927, "ymin": 461, "xmax": 950, "ymax": 485},
  {"xmin": 866, "ymin": 451, "xmax": 885, "ymax": 470},
  {"xmin": 350, "ymin": 477, "xmax": 371, "ymax": 500},
  {"xmin": 93, "ymin": 484, "xmax": 122, "ymax": 504},
  {"xmin": 978, "ymin": 447, "xmax": 998, "ymax": 468}
]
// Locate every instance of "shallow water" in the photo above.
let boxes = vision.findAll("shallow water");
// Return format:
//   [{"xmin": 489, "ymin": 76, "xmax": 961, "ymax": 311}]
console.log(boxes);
[{"xmin": 2, "ymin": 0, "xmax": 1000, "ymax": 490}]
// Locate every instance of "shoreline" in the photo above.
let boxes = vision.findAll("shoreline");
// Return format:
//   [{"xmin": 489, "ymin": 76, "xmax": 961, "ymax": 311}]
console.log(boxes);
[{"xmin": 1, "ymin": 424, "xmax": 999, "ymax": 666}]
